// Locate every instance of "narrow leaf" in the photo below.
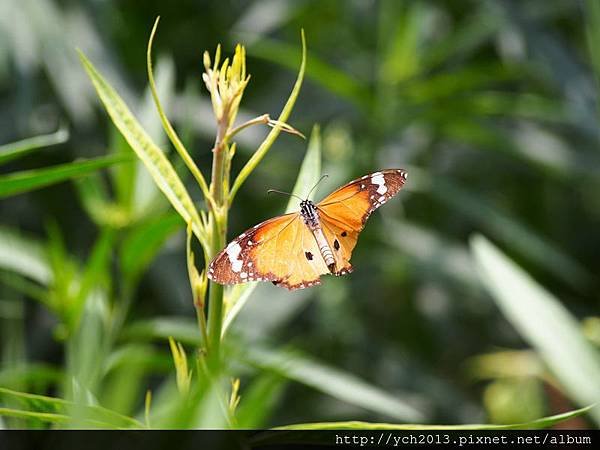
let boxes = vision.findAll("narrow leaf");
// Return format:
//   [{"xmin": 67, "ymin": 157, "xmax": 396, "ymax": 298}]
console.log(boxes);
[
  {"xmin": 0, "ymin": 407, "xmax": 71, "ymax": 425},
  {"xmin": 0, "ymin": 387, "xmax": 143, "ymax": 428},
  {"xmin": 585, "ymin": 0, "xmax": 600, "ymax": 90},
  {"xmin": 244, "ymin": 35, "xmax": 369, "ymax": 109},
  {"xmin": 229, "ymin": 29, "xmax": 307, "ymax": 203},
  {"xmin": 122, "ymin": 317, "xmax": 201, "ymax": 346},
  {"xmin": 0, "ymin": 154, "xmax": 130, "ymax": 198},
  {"xmin": 471, "ymin": 235, "xmax": 600, "ymax": 425},
  {"xmin": 271, "ymin": 406, "xmax": 593, "ymax": 430},
  {"xmin": 78, "ymin": 51, "xmax": 205, "ymax": 243},
  {"xmin": 147, "ymin": 17, "xmax": 212, "ymax": 205},
  {"xmin": 244, "ymin": 347, "xmax": 425, "ymax": 423},
  {"xmin": 0, "ymin": 364, "xmax": 62, "ymax": 388},
  {"xmin": 430, "ymin": 177, "xmax": 591, "ymax": 290},
  {"xmin": 0, "ymin": 227, "xmax": 51, "ymax": 284},
  {"xmin": 120, "ymin": 213, "xmax": 183, "ymax": 280},
  {"xmin": 0, "ymin": 127, "xmax": 69, "ymax": 165},
  {"xmin": 285, "ymin": 124, "xmax": 322, "ymax": 209},
  {"xmin": 70, "ymin": 229, "xmax": 115, "ymax": 328}
]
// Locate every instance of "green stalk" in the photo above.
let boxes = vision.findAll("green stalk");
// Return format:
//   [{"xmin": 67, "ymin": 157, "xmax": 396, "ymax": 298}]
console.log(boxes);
[
  {"xmin": 202, "ymin": 30, "xmax": 306, "ymax": 363},
  {"xmin": 206, "ymin": 219, "xmax": 224, "ymax": 362},
  {"xmin": 206, "ymin": 118, "xmax": 229, "ymax": 363}
]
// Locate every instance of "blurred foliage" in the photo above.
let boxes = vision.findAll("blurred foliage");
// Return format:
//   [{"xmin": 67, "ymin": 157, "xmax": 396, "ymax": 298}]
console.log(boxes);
[{"xmin": 1, "ymin": 0, "xmax": 599, "ymax": 429}]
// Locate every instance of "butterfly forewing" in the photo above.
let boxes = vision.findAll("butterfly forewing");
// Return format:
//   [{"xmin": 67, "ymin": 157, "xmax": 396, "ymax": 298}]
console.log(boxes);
[
  {"xmin": 208, "ymin": 214, "xmax": 295, "ymax": 285},
  {"xmin": 317, "ymin": 169, "xmax": 408, "ymax": 230},
  {"xmin": 207, "ymin": 213, "xmax": 330, "ymax": 290}
]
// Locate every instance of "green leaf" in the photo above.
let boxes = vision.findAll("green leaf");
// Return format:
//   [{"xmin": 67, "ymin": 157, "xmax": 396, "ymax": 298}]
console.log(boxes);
[
  {"xmin": 66, "ymin": 290, "xmax": 111, "ymax": 407},
  {"xmin": 122, "ymin": 317, "xmax": 202, "ymax": 346},
  {"xmin": 377, "ymin": 1, "xmax": 424, "ymax": 85},
  {"xmin": 401, "ymin": 64, "xmax": 523, "ymax": 105},
  {"xmin": 243, "ymin": 347, "xmax": 425, "ymax": 423},
  {"xmin": 102, "ymin": 344, "xmax": 170, "ymax": 416},
  {"xmin": 132, "ymin": 55, "xmax": 177, "ymax": 218},
  {"xmin": 471, "ymin": 235, "xmax": 600, "ymax": 425},
  {"xmin": 0, "ymin": 154, "xmax": 131, "ymax": 199},
  {"xmin": 385, "ymin": 219, "xmax": 480, "ymax": 290},
  {"xmin": 77, "ymin": 50, "xmax": 205, "ymax": 244},
  {"xmin": 430, "ymin": 177, "xmax": 591, "ymax": 290},
  {"xmin": 235, "ymin": 372, "xmax": 286, "ymax": 428},
  {"xmin": 120, "ymin": 213, "xmax": 183, "ymax": 280},
  {"xmin": 440, "ymin": 120, "xmax": 579, "ymax": 179},
  {"xmin": 271, "ymin": 405, "xmax": 593, "ymax": 430},
  {"xmin": 147, "ymin": 17, "xmax": 211, "ymax": 205},
  {"xmin": 0, "ymin": 127, "xmax": 69, "ymax": 166},
  {"xmin": 69, "ymin": 229, "xmax": 114, "ymax": 329},
  {"xmin": 0, "ymin": 407, "xmax": 71, "ymax": 425},
  {"xmin": 422, "ymin": 8, "xmax": 502, "ymax": 71},
  {"xmin": 75, "ymin": 174, "xmax": 132, "ymax": 228},
  {"xmin": 285, "ymin": 124, "xmax": 322, "ymax": 208},
  {"xmin": 244, "ymin": 35, "xmax": 369, "ymax": 109},
  {"xmin": 0, "ymin": 273, "xmax": 49, "ymax": 307},
  {"xmin": 103, "ymin": 344, "xmax": 171, "ymax": 376},
  {"xmin": 221, "ymin": 283, "xmax": 258, "ymax": 338},
  {"xmin": 0, "ymin": 227, "xmax": 51, "ymax": 284},
  {"xmin": 0, "ymin": 364, "xmax": 63, "ymax": 388},
  {"xmin": 585, "ymin": 0, "xmax": 600, "ymax": 89},
  {"xmin": 0, "ymin": 387, "xmax": 143, "ymax": 428},
  {"xmin": 109, "ymin": 129, "xmax": 138, "ymax": 218},
  {"xmin": 222, "ymin": 125, "xmax": 322, "ymax": 335}
]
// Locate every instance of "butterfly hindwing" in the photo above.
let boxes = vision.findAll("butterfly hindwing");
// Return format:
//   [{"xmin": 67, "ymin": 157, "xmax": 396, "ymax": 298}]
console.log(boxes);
[
  {"xmin": 318, "ymin": 216, "xmax": 356, "ymax": 276},
  {"xmin": 208, "ymin": 213, "xmax": 330, "ymax": 290},
  {"xmin": 268, "ymin": 217, "xmax": 330, "ymax": 289}
]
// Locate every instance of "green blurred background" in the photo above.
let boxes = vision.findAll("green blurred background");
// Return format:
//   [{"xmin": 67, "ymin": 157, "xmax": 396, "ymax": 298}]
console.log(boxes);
[{"xmin": 1, "ymin": 0, "xmax": 599, "ymax": 429}]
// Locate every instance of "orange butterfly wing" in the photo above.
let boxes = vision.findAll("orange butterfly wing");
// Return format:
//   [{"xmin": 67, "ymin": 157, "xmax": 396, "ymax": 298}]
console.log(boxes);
[
  {"xmin": 208, "ymin": 213, "xmax": 330, "ymax": 290},
  {"xmin": 317, "ymin": 169, "xmax": 407, "ymax": 270}
]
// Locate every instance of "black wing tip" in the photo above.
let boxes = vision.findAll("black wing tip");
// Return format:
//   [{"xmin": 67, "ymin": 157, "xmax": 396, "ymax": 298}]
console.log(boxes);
[
  {"xmin": 396, "ymin": 169, "xmax": 408, "ymax": 181},
  {"xmin": 335, "ymin": 265, "xmax": 353, "ymax": 276}
]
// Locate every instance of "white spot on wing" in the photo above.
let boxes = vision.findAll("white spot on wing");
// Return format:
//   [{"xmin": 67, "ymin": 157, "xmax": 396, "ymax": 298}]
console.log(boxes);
[
  {"xmin": 226, "ymin": 242, "xmax": 243, "ymax": 272},
  {"xmin": 371, "ymin": 173, "xmax": 387, "ymax": 195}
]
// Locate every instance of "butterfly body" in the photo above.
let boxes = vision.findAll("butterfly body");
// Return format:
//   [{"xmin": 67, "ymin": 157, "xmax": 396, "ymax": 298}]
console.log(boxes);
[
  {"xmin": 208, "ymin": 169, "xmax": 407, "ymax": 290},
  {"xmin": 299, "ymin": 199, "xmax": 337, "ymax": 273}
]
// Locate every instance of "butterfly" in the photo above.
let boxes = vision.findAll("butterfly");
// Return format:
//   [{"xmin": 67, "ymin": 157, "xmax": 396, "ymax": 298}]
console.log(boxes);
[{"xmin": 207, "ymin": 169, "xmax": 407, "ymax": 290}]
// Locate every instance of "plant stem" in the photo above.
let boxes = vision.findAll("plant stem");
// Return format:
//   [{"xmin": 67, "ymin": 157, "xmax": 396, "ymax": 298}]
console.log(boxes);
[
  {"xmin": 206, "ymin": 117, "xmax": 229, "ymax": 364},
  {"xmin": 206, "ymin": 222, "xmax": 224, "ymax": 364}
]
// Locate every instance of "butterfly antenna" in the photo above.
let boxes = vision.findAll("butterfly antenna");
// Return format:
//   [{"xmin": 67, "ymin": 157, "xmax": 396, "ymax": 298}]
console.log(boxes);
[
  {"xmin": 305, "ymin": 174, "xmax": 329, "ymax": 200},
  {"xmin": 267, "ymin": 189, "xmax": 304, "ymax": 201}
]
